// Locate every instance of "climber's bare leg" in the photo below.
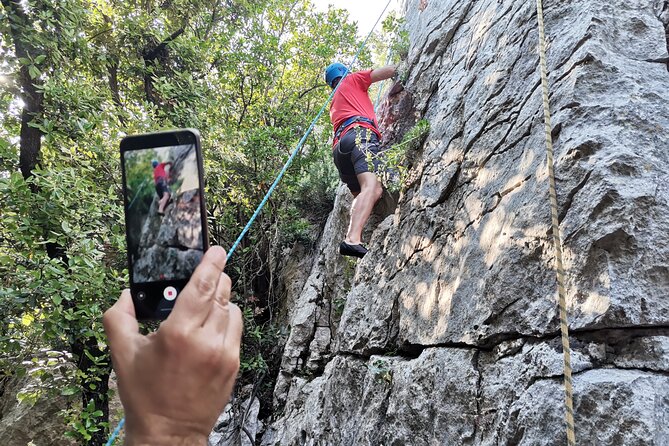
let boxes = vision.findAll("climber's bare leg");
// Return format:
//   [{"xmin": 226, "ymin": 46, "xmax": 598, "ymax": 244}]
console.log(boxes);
[
  {"xmin": 158, "ymin": 192, "xmax": 170, "ymax": 214},
  {"xmin": 345, "ymin": 172, "xmax": 382, "ymax": 245}
]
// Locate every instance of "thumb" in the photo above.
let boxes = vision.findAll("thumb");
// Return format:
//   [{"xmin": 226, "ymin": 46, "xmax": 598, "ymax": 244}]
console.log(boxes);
[{"xmin": 103, "ymin": 289, "xmax": 140, "ymax": 354}]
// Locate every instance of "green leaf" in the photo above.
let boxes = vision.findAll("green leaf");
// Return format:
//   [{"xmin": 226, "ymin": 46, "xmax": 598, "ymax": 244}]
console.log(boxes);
[
  {"xmin": 21, "ymin": 313, "xmax": 34, "ymax": 326},
  {"xmin": 61, "ymin": 387, "xmax": 79, "ymax": 396},
  {"xmin": 28, "ymin": 65, "xmax": 40, "ymax": 79}
]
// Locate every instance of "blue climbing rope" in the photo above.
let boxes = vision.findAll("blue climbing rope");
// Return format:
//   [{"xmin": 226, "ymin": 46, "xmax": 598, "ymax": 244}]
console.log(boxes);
[
  {"xmin": 105, "ymin": 418, "xmax": 125, "ymax": 446},
  {"xmin": 126, "ymin": 178, "xmax": 149, "ymax": 210},
  {"xmin": 374, "ymin": 43, "xmax": 395, "ymax": 112},
  {"xmin": 106, "ymin": 1, "xmax": 393, "ymax": 444}
]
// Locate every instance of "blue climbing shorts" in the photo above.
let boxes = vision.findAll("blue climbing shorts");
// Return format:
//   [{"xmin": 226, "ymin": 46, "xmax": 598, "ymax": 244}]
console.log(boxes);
[{"xmin": 333, "ymin": 127, "xmax": 382, "ymax": 194}]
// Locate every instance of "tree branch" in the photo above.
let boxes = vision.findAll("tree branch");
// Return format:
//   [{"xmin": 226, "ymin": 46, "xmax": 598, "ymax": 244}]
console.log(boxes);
[
  {"xmin": 143, "ymin": 26, "xmax": 185, "ymax": 61},
  {"xmin": 1, "ymin": 0, "xmax": 45, "ymax": 180},
  {"xmin": 298, "ymin": 83, "xmax": 323, "ymax": 99}
]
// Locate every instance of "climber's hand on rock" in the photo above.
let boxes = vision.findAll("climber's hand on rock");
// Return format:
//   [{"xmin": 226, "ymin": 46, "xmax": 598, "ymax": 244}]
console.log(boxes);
[
  {"xmin": 388, "ymin": 80, "xmax": 404, "ymax": 96},
  {"xmin": 103, "ymin": 246, "xmax": 242, "ymax": 446},
  {"xmin": 388, "ymin": 63, "xmax": 407, "ymax": 97}
]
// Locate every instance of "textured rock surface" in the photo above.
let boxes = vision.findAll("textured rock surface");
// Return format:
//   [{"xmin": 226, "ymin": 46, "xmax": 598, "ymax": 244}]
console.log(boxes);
[
  {"xmin": 263, "ymin": 349, "xmax": 480, "ymax": 446},
  {"xmin": 272, "ymin": 184, "xmax": 393, "ymax": 409},
  {"xmin": 0, "ymin": 375, "xmax": 77, "ymax": 446},
  {"xmin": 209, "ymin": 389, "xmax": 262, "ymax": 446},
  {"xmin": 264, "ymin": 0, "xmax": 669, "ymax": 444}
]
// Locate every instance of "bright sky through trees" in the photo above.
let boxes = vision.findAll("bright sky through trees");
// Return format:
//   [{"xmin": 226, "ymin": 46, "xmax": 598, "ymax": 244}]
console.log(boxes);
[{"xmin": 313, "ymin": 0, "xmax": 401, "ymax": 37}]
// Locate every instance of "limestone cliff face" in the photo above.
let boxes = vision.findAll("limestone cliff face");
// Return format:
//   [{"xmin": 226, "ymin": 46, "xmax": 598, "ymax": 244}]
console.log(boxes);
[
  {"xmin": 262, "ymin": 0, "xmax": 669, "ymax": 444},
  {"xmin": 0, "ymin": 363, "xmax": 77, "ymax": 445}
]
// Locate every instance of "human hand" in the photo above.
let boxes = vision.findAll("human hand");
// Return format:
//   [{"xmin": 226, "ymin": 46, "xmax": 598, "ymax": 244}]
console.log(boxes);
[
  {"xmin": 103, "ymin": 246, "xmax": 242, "ymax": 446},
  {"xmin": 388, "ymin": 80, "xmax": 404, "ymax": 96}
]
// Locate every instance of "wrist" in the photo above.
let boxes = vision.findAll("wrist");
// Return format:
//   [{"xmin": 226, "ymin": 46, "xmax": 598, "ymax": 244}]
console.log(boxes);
[
  {"xmin": 123, "ymin": 413, "xmax": 210, "ymax": 446},
  {"xmin": 124, "ymin": 432, "xmax": 208, "ymax": 446}
]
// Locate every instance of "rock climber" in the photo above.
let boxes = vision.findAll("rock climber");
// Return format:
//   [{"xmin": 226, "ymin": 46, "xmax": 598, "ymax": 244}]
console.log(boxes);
[
  {"xmin": 152, "ymin": 159, "xmax": 173, "ymax": 215},
  {"xmin": 325, "ymin": 62, "xmax": 397, "ymax": 258}
]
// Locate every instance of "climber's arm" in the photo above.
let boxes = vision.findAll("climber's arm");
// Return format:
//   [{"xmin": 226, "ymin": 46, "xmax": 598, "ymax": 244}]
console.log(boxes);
[
  {"xmin": 370, "ymin": 65, "xmax": 397, "ymax": 83},
  {"xmin": 165, "ymin": 162, "xmax": 174, "ymax": 181}
]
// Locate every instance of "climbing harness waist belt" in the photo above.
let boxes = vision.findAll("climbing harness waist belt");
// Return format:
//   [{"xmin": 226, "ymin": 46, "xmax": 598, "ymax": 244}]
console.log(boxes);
[{"xmin": 334, "ymin": 115, "xmax": 377, "ymax": 143}]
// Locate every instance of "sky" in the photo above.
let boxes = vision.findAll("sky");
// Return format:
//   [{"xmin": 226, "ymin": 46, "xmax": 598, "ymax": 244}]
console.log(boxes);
[{"xmin": 313, "ymin": 0, "xmax": 401, "ymax": 37}]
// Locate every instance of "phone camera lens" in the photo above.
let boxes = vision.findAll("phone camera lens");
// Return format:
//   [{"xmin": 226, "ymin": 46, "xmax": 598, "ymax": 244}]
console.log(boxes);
[{"xmin": 137, "ymin": 291, "xmax": 146, "ymax": 301}]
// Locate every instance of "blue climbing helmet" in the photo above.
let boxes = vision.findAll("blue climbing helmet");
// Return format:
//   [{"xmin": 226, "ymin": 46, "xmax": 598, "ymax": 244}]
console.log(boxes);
[
  {"xmin": 151, "ymin": 159, "xmax": 159, "ymax": 167},
  {"xmin": 325, "ymin": 62, "xmax": 349, "ymax": 88}
]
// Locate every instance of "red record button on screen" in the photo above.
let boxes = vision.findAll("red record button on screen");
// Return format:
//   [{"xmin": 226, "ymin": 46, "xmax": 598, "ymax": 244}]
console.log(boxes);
[{"xmin": 163, "ymin": 286, "xmax": 178, "ymax": 301}]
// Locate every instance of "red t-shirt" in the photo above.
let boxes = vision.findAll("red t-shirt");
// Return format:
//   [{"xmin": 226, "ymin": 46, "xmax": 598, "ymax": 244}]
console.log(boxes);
[
  {"xmin": 153, "ymin": 163, "xmax": 169, "ymax": 182},
  {"xmin": 329, "ymin": 70, "xmax": 381, "ymax": 145}
]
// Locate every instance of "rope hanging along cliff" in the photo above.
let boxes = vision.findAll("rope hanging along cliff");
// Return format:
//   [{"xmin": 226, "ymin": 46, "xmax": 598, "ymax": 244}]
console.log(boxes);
[{"xmin": 535, "ymin": 0, "xmax": 577, "ymax": 444}]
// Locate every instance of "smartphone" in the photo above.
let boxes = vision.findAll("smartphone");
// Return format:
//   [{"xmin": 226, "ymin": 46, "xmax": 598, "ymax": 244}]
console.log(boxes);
[{"xmin": 120, "ymin": 129, "xmax": 209, "ymax": 320}]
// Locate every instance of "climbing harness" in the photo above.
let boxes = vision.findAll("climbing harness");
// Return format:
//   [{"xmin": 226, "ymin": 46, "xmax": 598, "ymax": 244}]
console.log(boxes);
[
  {"xmin": 105, "ymin": 1, "xmax": 393, "ymax": 444},
  {"xmin": 536, "ymin": 0, "xmax": 576, "ymax": 445},
  {"xmin": 333, "ymin": 115, "xmax": 378, "ymax": 143}
]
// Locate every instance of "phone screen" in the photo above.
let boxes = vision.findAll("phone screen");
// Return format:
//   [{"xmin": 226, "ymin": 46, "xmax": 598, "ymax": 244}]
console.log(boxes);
[{"xmin": 121, "ymin": 130, "xmax": 208, "ymax": 319}]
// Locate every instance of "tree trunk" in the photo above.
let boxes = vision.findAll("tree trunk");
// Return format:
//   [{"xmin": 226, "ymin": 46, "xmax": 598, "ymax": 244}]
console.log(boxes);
[
  {"xmin": 73, "ymin": 337, "xmax": 112, "ymax": 446},
  {"xmin": 1, "ymin": 0, "xmax": 44, "ymax": 180}
]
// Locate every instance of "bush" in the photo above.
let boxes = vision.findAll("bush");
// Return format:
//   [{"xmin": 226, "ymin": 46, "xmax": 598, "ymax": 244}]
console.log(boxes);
[{"xmin": 373, "ymin": 119, "xmax": 430, "ymax": 192}]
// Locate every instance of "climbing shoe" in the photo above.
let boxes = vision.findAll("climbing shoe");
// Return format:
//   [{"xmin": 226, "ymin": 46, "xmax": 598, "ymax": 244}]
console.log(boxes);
[{"xmin": 339, "ymin": 241, "xmax": 368, "ymax": 258}]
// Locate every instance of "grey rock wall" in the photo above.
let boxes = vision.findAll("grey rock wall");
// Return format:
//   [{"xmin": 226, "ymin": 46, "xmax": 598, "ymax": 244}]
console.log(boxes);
[
  {"xmin": 0, "ymin": 371, "xmax": 77, "ymax": 446},
  {"xmin": 264, "ymin": 0, "xmax": 669, "ymax": 444}
]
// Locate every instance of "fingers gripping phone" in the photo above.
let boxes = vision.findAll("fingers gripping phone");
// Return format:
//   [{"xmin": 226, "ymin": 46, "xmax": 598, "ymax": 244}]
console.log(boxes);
[{"xmin": 120, "ymin": 129, "xmax": 209, "ymax": 320}]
